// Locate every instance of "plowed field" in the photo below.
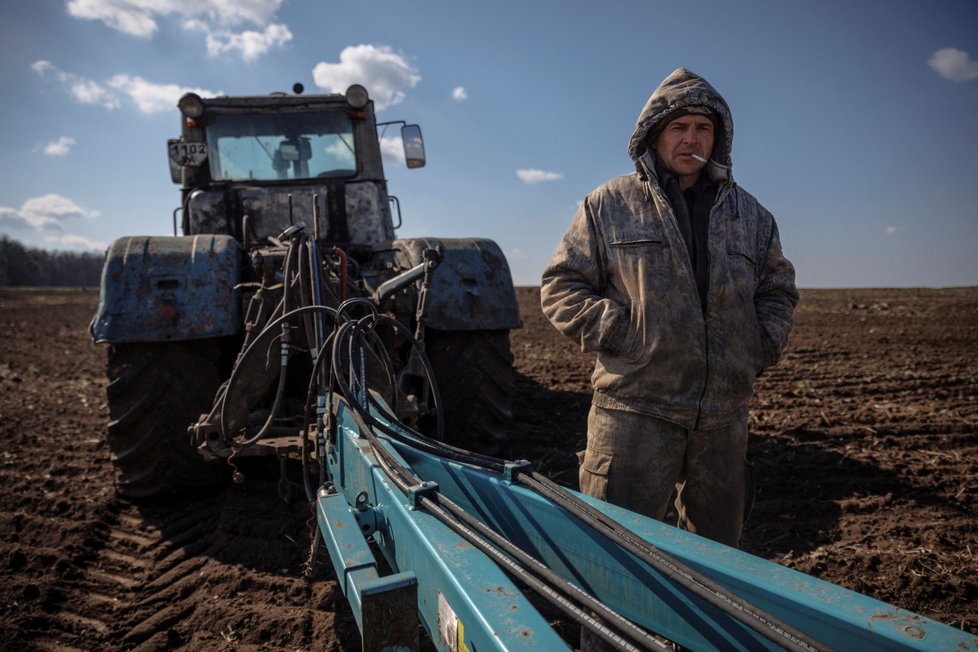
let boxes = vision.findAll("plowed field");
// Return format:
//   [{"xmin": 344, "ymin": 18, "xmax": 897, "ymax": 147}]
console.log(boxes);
[{"xmin": 2, "ymin": 286, "xmax": 976, "ymax": 650}]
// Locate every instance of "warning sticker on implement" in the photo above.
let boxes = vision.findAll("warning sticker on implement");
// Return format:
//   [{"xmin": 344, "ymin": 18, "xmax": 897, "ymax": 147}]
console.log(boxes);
[{"xmin": 437, "ymin": 592, "xmax": 469, "ymax": 652}]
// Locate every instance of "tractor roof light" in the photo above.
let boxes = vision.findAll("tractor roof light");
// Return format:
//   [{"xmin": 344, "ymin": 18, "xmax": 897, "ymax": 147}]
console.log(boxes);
[
  {"xmin": 178, "ymin": 93, "xmax": 205, "ymax": 119},
  {"xmin": 345, "ymin": 84, "xmax": 369, "ymax": 109}
]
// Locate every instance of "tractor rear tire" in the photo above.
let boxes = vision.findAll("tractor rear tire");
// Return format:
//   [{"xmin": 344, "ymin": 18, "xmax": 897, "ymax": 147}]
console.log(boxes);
[
  {"xmin": 424, "ymin": 329, "xmax": 514, "ymax": 456},
  {"xmin": 106, "ymin": 340, "xmax": 225, "ymax": 498}
]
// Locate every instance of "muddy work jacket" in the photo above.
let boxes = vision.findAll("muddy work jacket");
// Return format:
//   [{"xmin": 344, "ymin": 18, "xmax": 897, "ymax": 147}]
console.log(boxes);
[{"xmin": 541, "ymin": 68, "xmax": 798, "ymax": 431}]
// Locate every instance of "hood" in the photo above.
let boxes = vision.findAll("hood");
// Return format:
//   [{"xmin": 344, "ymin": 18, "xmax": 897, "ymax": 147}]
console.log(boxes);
[{"xmin": 628, "ymin": 68, "xmax": 734, "ymax": 183}]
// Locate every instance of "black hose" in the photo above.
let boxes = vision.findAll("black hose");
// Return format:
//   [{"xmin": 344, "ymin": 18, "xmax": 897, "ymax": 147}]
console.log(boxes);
[
  {"xmin": 282, "ymin": 231, "xmax": 297, "ymax": 315},
  {"xmin": 219, "ymin": 304, "xmax": 337, "ymax": 445},
  {"xmin": 300, "ymin": 333, "xmax": 337, "ymax": 503},
  {"xmin": 419, "ymin": 495, "xmax": 648, "ymax": 652},
  {"xmin": 325, "ymin": 307, "xmax": 514, "ymax": 472},
  {"xmin": 436, "ymin": 493, "xmax": 664, "ymax": 650},
  {"xmin": 329, "ymin": 312, "xmax": 446, "ymax": 443}
]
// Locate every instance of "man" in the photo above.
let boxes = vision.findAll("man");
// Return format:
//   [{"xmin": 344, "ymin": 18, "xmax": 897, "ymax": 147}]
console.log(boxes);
[{"xmin": 541, "ymin": 68, "xmax": 798, "ymax": 548}]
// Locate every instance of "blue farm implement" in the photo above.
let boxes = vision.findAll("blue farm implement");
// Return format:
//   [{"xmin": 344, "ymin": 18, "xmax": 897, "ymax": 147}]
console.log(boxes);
[{"xmin": 306, "ymin": 306, "xmax": 978, "ymax": 652}]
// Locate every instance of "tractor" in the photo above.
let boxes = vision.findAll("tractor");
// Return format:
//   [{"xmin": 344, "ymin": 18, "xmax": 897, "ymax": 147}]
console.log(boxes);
[{"xmin": 90, "ymin": 82, "xmax": 521, "ymax": 498}]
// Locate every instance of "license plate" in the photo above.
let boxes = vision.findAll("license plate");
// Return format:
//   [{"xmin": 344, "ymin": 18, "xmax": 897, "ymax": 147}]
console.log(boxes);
[{"xmin": 168, "ymin": 140, "xmax": 208, "ymax": 166}]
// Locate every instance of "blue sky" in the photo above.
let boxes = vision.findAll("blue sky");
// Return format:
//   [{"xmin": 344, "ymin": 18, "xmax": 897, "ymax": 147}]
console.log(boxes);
[{"xmin": 1, "ymin": 0, "xmax": 976, "ymax": 288}]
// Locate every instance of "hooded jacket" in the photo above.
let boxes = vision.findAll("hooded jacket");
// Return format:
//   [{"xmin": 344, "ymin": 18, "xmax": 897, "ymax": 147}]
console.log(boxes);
[{"xmin": 541, "ymin": 68, "xmax": 798, "ymax": 430}]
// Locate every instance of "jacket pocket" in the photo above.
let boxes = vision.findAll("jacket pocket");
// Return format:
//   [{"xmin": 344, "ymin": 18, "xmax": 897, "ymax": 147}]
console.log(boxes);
[
  {"xmin": 578, "ymin": 447, "xmax": 613, "ymax": 500},
  {"xmin": 606, "ymin": 239, "xmax": 669, "ymax": 361},
  {"xmin": 610, "ymin": 238, "xmax": 668, "ymax": 249},
  {"xmin": 723, "ymin": 244, "xmax": 766, "ymax": 374},
  {"xmin": 726, "ymin": 244, "xmax": 756, "ymax": 272},
  {"xmin": 726, "ymin": 243, "xmax": 758, "ymax": 298}
]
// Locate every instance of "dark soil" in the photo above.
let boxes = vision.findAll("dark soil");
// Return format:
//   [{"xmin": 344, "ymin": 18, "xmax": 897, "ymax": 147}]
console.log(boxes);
[{"xmin": 1, "ymin": 286, "xmax": 976, "ymax": 650}]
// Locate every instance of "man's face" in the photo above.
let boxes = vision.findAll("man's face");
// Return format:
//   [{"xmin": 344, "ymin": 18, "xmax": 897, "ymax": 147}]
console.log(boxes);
[{"xmin": 652, "ymin": 114, "xmax": 716, "ymax": 185}]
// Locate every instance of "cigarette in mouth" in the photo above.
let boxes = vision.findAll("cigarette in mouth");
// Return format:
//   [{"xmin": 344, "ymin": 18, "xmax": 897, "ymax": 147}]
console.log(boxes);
[{"xmin": 691, "ymin": 154, "xmax": 708, "ymax": 163}]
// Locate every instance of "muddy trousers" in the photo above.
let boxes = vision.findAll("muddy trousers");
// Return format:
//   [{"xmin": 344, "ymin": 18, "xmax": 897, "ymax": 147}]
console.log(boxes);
[{"xmin": 579, "ymin": 404, "xmax": 749, "ymax": 548}]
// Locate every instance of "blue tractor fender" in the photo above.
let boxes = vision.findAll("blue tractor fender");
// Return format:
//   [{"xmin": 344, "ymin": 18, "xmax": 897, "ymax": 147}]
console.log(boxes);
[
  {"xmin": 90, "ymin": 235, "xmax": 242, "ymax": 344},
  {"xmin": 393, "ymin": 237, "xmax": 522, "ymax": 331}
]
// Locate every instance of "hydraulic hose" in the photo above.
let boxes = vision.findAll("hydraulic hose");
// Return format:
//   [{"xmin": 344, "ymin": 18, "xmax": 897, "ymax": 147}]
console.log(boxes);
[
  {"xmin": 329, "ymin": 306, "xmax": 445, "ymax": 441},
  {"xmin": 235, "ymin": 322, "xmax": 292, "ymax": 448},
  {"xmin": 419, "ymin": 494, "xmax": 650, "ymax": 652},
  {"xmin": 435, "ymin": 493, "xmax": 665, "ymax": 651},
  {"xmin": 219, "ymin": 304, "xmax": 337, "ymax": 445},
  {"xmin": 299, "ymin": 329, "xmax": 346, "ymax": 503}
]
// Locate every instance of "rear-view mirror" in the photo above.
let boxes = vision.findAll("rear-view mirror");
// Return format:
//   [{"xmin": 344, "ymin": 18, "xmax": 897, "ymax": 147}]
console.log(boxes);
[{"xmin": 401, "ymin": 124, "xmax": 425, "ymax": 169}]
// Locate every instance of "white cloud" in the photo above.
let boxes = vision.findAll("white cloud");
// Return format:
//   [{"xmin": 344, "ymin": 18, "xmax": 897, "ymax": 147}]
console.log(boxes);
[
  {"xmin": 24, "ymin": 194, "xmax": 99, "ymax": 221},
  {"xmin": 107, "ymin": 74, "xmax": 219, "ymax": 114},
  {"xmin": 0, "ymin": 212, "xmax": 106, "ymax": 250},
  {"xmin": 0, "ymin": 194, "xmax": 98, "ymax": 233},
  {"xmin": 380, "ymin": 135, "xmax": 405, "ymax": 165},
  {"xmin": 0, "ymin": 207, "xmax": 35, "ymax": 231},
  {"xmin": 66, "ymin": 0, "xmax": 284, "ymax": 36},
  {"xmin": 184, "ymin": 18, "xmax": 291, "ymax": 62},
  {"xmin": 66, "ymin": 0, "xmax": 160, "ymax": 37},
  {"xmin": 208, "ymin": 25, "xmax": 290, "ymax": 61},
  {"xmin": 884, "ymin": 226, "xmax": 902, "ymax": 236},
  {"xmin": 312, "ymin": 45, "xmax": 421, "ymax": 111},
  {"xmin": 0, "ymin": 200, "xmax": 105, "ymax": 251},
  {"xmin": 929, "ymin": 47, "xmax": 978, "ymax": 82},
  {"xmin": 66, "ymin": 0, "xmax": 288, "ymax": 61},
  {"xmin": 70, "ymin": 79, "xmax": 120, "ymax": 108},
  {"xmin": 44, "ymin": 137, "xmax": 77, "ymax": 157},
  {"xmin": 452, "ymin": 86, "xmax": 468, "ymax": 102},
  {"xmin": 31, "ymin": 60, "xmax": 54, "ymax": 75},
  {"xmin": 517, "ymin": 169, "xmax": 564, "ymax": 184},
  {"xmin": 32, "ymin": 60, "xmax": 119, "ymax": 109},
  {"xmin": 35, "ymin": 61, "xmax": 219, "ymax": 114}
]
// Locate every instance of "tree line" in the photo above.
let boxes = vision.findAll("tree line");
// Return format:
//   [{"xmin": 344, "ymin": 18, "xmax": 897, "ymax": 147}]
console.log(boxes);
[{"xmin": 0, "ymin": 236, "xmax": 103, "ymax": 287}]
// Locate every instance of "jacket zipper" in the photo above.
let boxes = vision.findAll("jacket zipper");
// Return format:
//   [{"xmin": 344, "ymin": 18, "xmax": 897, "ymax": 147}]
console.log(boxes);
[{"xmin": 692, "ymin": 184, "xmax": 732, "ymax": 430}]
